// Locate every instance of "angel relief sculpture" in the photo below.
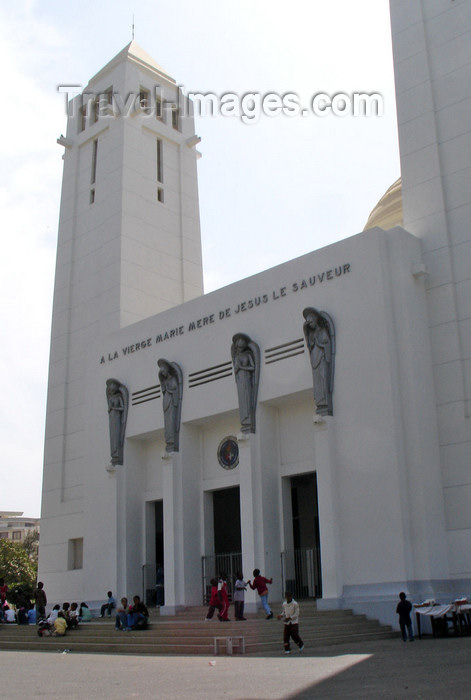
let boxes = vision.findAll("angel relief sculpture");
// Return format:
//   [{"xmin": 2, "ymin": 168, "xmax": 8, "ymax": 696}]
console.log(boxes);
[
  {"xmin": 303, "ymin": 307, "xmax": 335, "ymax": 416},
  {"xmin": 106, "ymin": 378, "xmax": 129, "ymax": 466},
  {"xmin": 231, "ymin": 333, "xmax": 260, "ymax": 434},
  {"xmin": 158, "ymin": 359, "xmax": 183, "ymax": 453}
]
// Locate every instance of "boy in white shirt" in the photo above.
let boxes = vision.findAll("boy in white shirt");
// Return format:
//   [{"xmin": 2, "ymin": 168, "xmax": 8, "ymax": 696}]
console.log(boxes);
[
  {"xmin": 4, "ymin": 605, "xmax": 16, "ymax": 623},
  {"xmin": 277, "ymin": 591, "xmax": 304, "ymax": 654},
  {"xmin": 233, "ymin": 572, "xmax": 248, "ymax": 621}
]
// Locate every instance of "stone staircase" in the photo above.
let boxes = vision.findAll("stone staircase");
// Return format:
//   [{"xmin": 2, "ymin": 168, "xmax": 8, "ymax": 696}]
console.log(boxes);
[{"xmin": 0, "ymin": 602, "xmax": 397, "ymax": 655}]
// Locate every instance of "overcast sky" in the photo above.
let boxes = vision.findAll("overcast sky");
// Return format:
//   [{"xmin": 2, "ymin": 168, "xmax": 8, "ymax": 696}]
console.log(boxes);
[{"xmin": 0, "ymin": 0, "xmax": 399, "ymax": 517}]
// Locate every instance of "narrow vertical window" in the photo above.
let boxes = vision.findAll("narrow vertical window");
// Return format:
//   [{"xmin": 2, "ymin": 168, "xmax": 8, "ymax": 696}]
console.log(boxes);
[
  {"xmin": 105, "ymin": 86, "xmax": 113, "ymax": 107},
  {"xmin": 96, "ymin": 86, "xmax": 114, "ymax": 118},
  {"xmin": 156, "ymin": 138, "xmax": 163, "ymax": 184},
  {"xmin": 93, "ymin": 97, "xmax": 99, "ymax": 124},
  {"xmin": 90, "ymin": 139, "xmax": 98, "ymax": 205},
  {"xmin": 139, "ymin": 88, "xmax": 150, "ymax": 113},
  {"xmin": 91, "ymin": 139, "xmax": 98, "ymax": 184},
  {"xmin": 79, "ymin": 104, "xmax": 87, "ymax": 133},
  {"xmin": 171, "ymin": 105, "xmax": 179, "ymax": 130},
  {"xmin": 157, "ymin": 138, "xmax": 164, "ymax": 203},
  {"xmin": 156, "ymin": 95, "xmax": 164, "ymax": 122}
]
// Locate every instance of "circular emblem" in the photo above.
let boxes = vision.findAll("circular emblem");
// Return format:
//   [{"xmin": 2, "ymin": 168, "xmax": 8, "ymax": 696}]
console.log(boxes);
[{"xmin": 217, "ymin": 436, "xmax": 239, "ymax": 469}]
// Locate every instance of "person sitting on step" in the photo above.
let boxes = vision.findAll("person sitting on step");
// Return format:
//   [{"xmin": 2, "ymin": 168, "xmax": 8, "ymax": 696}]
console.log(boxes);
[
  {"xmin": 125, "ymin": 595, "xmax": 149, "ymax": 630},
  {"xmin": 115, "ymin": 597, "xmax": 129, "ymax": 630},
  {"xmin": 100, "ymin": 591, "xmax": 116, "ymax": 617}
]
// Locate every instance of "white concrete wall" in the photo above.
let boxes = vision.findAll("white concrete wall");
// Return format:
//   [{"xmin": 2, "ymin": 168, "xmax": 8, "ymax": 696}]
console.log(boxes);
[
  {"xmin": 60, "ymin": 226, "xmax": 448, "ymax": 624},
  {"xmin": 390, "ymin": 0, "xmax": 471, "ymax": 584}
]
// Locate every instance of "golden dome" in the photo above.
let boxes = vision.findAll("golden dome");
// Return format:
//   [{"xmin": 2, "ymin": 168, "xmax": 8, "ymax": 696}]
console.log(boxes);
[{"xmin": 363, "ymin": 177, "xmax": 403, "ymax": 231}]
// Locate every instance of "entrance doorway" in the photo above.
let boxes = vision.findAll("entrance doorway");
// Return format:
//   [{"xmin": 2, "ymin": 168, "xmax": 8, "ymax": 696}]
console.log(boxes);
[
  {"xmin": 202, "ymin": 487, "xmax": 242, "ymax": 603},
  {"xmin": 213, "ymin": 486, "xmax": 241, "ymax": 554},
  {"xmin": 144, "ymin": 500, "xmax": 164, "ymax": 606},
  {"xmin": 154, "ymin": 501, "xmax": 164, "ymax": 606},
  {"xmin": 155, "ymin": 500, "xmax": 164, "ymax": 568},
  {"xmin": 282, "ymin": 473, "xmax": 322, "ymax": 598}
]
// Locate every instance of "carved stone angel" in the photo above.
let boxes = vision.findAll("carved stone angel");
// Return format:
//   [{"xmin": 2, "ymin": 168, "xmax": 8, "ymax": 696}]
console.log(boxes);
[
  {"xmin": 303, "ymin": 308, "xmax": 335, "ymax": 416},
  {"xmin": 106, "ymin": 378, "xmax": 129, "ymax": 465},
  {"xmin": 231, "ymin": 333, "xmax": 260, "ymax": 434},
  {"xmin": 158, "ymin": 359, "xmax": 183, "ymax": 453}
]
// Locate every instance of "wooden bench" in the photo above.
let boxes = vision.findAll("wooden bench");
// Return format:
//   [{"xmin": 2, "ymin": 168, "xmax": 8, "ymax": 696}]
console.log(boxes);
[{"xmin": 214, "ymin": 636, "xmax": 245, "ymax": 655}]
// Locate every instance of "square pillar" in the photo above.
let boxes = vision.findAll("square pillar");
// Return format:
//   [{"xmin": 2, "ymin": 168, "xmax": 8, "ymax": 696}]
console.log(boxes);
[
  {"xmin": 160, "ymin": 451, "xmax": 184, "ymax": 615},
  {"xmin": 313, "ymin": 417, "xmax": 343, "ymax": 608},
  {"xmin": 237, "ymin": 433, "xmax": 263, "ymax": 613}
]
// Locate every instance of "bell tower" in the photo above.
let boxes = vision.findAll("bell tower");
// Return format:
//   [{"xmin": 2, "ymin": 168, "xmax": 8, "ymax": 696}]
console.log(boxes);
[{"xmin": 39, "ymin": 43, "xmax": 203, "ymax": 595}]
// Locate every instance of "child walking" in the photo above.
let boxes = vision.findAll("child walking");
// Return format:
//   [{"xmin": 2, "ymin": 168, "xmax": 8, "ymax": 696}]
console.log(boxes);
[
  {"xmin": 233, "ymin": 572, "xmax": 248, "ymax": 621},
  {"xmin": 277, "ymin": 591, "xmax": 304, "ymax": 654},
  {"xmin": 249, "ymin": 568, "xmax": 273, "ymax": 619},
  {"xmin": 205, "ymin": 578, "xmax": 222, "ymax": 621}
]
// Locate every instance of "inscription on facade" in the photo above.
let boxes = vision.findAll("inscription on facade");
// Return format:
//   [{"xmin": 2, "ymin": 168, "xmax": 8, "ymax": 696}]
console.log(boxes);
[{"xmin": 99, "ymin": 263, "xmax": 351, "ymax": 363}]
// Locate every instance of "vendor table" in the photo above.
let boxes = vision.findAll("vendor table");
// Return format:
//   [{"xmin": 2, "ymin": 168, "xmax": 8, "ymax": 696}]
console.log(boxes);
[{"xmin": 414, "ymin": 603, "xmax": 470, "ymax": 638}]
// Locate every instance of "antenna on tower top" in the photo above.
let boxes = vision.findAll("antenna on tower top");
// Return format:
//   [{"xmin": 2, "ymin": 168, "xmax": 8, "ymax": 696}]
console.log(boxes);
[{"xmin": 132, "ymin": 14, "xmax": 135, "ymax": 40}]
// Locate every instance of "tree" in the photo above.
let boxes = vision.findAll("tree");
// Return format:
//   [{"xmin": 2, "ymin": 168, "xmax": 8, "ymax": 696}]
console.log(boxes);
[
  {"xmin": 0, "ymin": 539, "xmax": 36, "ymax": 599},
  {"xmin": 22, "ymin": 529, "xmax": 39, "ymax": 566}
]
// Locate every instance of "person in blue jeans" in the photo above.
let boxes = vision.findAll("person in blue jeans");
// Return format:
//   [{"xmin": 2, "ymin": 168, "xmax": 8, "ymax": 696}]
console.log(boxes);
[
  {"xmin": 100, "ymin": 591, "xmax": 116, "ymax": 617},
  {"xmin": 115, "ymin": 597, "xmax": 129, "ymax": 630},
  {"xmin": 396, "ymin": 592, "xmax": 414, "ymax": 642},
  {"xmin": 248, "ymin": 569, "xmax": 273, "ymax": 619},
  {"xmin": 126, "ymin": 595, "xmax": 149, "ymax": 630}
]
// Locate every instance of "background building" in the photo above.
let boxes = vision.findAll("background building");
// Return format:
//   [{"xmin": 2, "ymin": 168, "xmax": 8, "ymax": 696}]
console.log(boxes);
[{"xmin": 0, "ymin": 512, "xmax": 40, "ymax": 544}]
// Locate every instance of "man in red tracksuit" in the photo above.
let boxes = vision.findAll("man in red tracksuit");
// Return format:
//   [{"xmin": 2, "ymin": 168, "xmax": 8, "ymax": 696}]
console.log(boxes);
[{"xmin": 205, "ymin": 578, "xmax": 222, "ymax": 621}]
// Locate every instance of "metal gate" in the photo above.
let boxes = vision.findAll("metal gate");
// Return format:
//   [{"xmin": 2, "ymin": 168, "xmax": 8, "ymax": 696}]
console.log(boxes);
[
  {"xmin": 281, "ymin": 547, "xmax": 322, "ymax": 599},
  {"xmin": 201, "ymin": 552, "xmax": 242, "ymax": 604}
]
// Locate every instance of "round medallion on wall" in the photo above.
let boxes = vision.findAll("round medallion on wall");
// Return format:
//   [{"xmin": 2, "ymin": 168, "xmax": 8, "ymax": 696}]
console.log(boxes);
[{"xmin": 217, "ymin": 436, "xmax": 239, "ymax": 470}]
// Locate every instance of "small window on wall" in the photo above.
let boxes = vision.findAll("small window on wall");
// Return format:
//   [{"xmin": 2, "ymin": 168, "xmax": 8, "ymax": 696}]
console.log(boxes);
[
  {"xmin": 68, "ymin": 538, "xmax": 83, "ymax": 570},
  {"xmin": 156, "ymin": 95, "xmax": 164, "ymax": 122},
  {"xmin": 139, "ymin": 88, "xmax": 150, "ymax": 113},
  {"xmin": 12, "ymin": 531, "xmax": 22, "ymax": 541},
  {"xmin": 156, "ymin": 138, "xmax": 163, "ymax": 183},
  {"xmin": 90, "ymin": 139, "xmax": 98, "ymax": 204},
  {"xmin": 104, "ymin": 86, "xmax": 113, "ymax": 113},
  {"xmin": 91, "ymin": 139, "xmax": 98, "ymax": 184},
  {"xmin": 157, "ymin": 138, "xmax": 164, "ymax": 203},
  {"xmin": 92, "ymin": 97, "xmax": 99, "ymax": 124},
  {"xmin": 78, "ymin": 104, "xmax": 87, "ymax": 133},
  {"xmin": 171, "ymin": 105, "xmax": 179, "ymax": 130}
]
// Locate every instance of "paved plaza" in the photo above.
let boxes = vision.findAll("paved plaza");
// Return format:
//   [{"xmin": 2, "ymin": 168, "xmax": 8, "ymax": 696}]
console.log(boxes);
[{"xmin": 3, "ymin": 635, "xmax": 471, "ymax": 698}]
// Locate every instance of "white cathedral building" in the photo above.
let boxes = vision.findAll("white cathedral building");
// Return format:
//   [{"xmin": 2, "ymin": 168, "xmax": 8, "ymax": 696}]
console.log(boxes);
[{"xmin": 39, "ymin": 0, "xmax": 471, "ymax": 628}]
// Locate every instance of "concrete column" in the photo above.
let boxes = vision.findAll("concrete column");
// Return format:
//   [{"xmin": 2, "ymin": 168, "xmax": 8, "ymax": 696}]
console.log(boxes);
[
  {"xmin": 115, "ymin": 464, "xmax": 126, "ymax": 598},
  {"xmin": 160, "ymin": 451, "xmax": 184, "ymax": 615},
  {"xmin": 116, "ymin": 441, "xmax": 145, "ymax": 599},
  {"xmin": 238, "ymin": 432, "xmax": 263, "ymax": 613},
  {"xmin": 314, "ymin": 417, "xmax": 343, "ymax": 608}
]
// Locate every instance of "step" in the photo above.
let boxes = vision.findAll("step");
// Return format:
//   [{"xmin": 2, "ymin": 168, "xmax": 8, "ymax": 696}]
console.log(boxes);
[
  {"xmin": 0, "ymin": 606, "xmax": 397, "ymax": 655},
  {"xmin": 1, "ymin": 618, "xmax": 390, "ymax": 639},
  {"xmin": 0, "ymin": 629, "xmax": 396, "ymax": 655}
]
